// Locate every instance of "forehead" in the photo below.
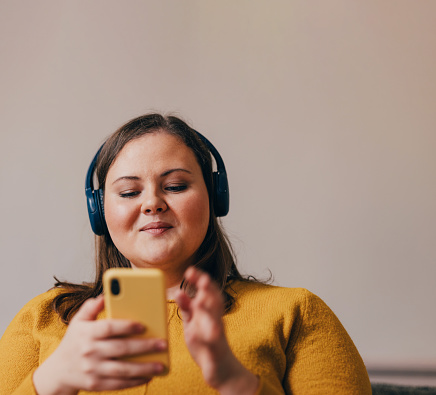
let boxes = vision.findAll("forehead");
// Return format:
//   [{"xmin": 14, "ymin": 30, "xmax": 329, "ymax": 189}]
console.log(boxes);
[{"xmin": 106, "ymin": 132, "xmax": 201, "ymax": 178}]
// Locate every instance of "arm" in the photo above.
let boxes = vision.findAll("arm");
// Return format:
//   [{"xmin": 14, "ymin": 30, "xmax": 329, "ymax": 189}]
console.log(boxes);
[
  {"xmin": 0, "ymin": 292, "xmax": 167, "ymax": 395},
  {"xmin": 33, "ymin": 295, "xmax": 165, "ymax": 395},
  {"xmin": 285, "ymin": 290, "xmax": 371, "ymax": 395},
  {"xmin": 0, "ymin": 295, "xmax": 41, "ymax": 395},
  {"xmin": 175, "ymin": 268, "xmax": 260, "ymax": 395}
]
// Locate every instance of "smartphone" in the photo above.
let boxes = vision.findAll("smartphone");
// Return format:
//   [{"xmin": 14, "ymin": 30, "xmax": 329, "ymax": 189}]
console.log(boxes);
[{"xmin": 103, "ymin": 268, "xmax": 169, "ymax": 374}]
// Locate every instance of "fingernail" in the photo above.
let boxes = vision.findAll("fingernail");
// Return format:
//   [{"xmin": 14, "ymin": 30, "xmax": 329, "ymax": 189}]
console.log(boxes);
[
  {"xmin": 134, "ymin": 323, "xmax": 145, "ymax": 333},
  {"xmin": 156, "ymin": 340, "xmax": 167, "ymax": 350},
  {"xmin": 154, "ymin": 364, "xmax": 164, "ymax": 373}
]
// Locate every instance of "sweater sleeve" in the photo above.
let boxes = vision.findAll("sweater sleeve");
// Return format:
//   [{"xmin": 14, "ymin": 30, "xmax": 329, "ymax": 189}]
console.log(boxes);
[
  {"xmin": 0, "ymin": 292, "xmax": 57, "ymax": 395},
  {"xmin": 284, "ymin": 290, "xmax": 371, "ymax": 395}
]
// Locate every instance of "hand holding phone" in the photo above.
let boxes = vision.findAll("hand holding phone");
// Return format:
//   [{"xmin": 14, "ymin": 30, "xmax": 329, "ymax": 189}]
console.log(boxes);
[{"xmin": 103, "ymin": 268, "xmax": 169, "ymax": 375}]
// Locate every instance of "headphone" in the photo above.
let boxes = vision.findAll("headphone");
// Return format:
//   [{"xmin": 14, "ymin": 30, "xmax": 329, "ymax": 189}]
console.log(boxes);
[{"xmin": 85, "ymin": 130, "xmax": 229, "ymax": 236}]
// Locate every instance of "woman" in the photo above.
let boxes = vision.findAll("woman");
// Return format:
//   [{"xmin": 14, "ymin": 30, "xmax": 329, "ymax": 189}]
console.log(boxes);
[{"xmin": 0, "ymin": 113, "xmax": 371, "ymax": 394}]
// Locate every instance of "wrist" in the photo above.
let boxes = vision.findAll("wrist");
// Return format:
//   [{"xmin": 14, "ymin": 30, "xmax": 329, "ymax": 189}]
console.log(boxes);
[
  {"xmin": 214, "ymin": 358, "xmax": 259, "ymax": 395},
  {"xmin": 33, "ymin": 361, "xmax": 78, "ymax": 395}
]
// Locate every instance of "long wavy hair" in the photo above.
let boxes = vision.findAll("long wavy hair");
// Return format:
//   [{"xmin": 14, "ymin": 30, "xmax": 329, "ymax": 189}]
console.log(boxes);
[{"xmin": 52, "ymin": 113, "xmax": 246, "ymax": 324}]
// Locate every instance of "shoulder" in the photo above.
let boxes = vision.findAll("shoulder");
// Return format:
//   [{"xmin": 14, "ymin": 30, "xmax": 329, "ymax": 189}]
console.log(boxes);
[
  {"xmin": 8, "ymin": 288, "xmax": 67, "ymax": 331},
  {"xmin": 226, "ymin": 281, "xmax": 371, "ymax": 392},
  {"xmin": 20, "ymin": 288, "xmax": 66, "ymax": 312},
  {"xmin": 226, "ymin": 280, "xmax": 341, "ymax": 328},
  {"xmin": 224, "ymin": 281, "xmax": 345, "ymax": 351},
  {"xmin": 227, "ymin": 280, "xmax": 322, "ymax": 310}
]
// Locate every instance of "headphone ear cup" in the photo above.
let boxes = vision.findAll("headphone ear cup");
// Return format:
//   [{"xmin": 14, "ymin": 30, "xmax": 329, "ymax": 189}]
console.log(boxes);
[
  {"xmin": 213, "ymin": 171, "xmax": 229, "ymax": 217},
  {"xmin": 94, "ymin": 188, "xmax": 107, "ymax": 235},
  {"xmin": 86, "ymin": 188, "xmax": 102, "ymax": 235},
  {"xmin": 86, "ymin": 188, "xmax": 106, "ymax": 236}
]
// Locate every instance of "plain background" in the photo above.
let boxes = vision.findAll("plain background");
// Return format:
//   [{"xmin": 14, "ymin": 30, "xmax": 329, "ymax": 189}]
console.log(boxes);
[{"xmin": 1, "ymin": 0, "xmax": 435, "ymax": 384}]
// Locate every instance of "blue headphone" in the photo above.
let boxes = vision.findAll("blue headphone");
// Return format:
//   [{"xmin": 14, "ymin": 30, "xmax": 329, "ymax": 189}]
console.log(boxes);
[{"xmin": 85, "ymin": 130, "xmax": 229, "ymax": 236}]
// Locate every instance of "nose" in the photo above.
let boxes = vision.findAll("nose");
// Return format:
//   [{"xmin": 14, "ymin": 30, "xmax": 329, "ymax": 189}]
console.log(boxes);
[{"xmin": 141, "ymin": 189, "xmax": 168, "ymax": 215}]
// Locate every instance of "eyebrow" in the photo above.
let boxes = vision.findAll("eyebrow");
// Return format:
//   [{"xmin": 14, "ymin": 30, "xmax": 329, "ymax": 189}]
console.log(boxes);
[
  {"xmin": 112, "ymin": 169, "xmax": 192, "ymax": 185},
  {"xmin": 112, "ymin": 176, "xmax": 140, "ymax": 185},
  {"xmin": 160, "ymin": 168, "xmax": 192, "ymax": 177}
]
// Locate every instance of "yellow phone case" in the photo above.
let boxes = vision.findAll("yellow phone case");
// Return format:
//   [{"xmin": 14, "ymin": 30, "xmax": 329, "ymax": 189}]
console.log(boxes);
[{"xmin": 103, "ymin": 268, "xmax": 169, "ymax": 374}]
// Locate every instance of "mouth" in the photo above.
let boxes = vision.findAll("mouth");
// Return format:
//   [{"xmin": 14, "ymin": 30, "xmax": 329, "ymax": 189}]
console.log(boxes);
[{"xmin": 140, "ymin": 222, "xmax": 173, "ymax": 235}]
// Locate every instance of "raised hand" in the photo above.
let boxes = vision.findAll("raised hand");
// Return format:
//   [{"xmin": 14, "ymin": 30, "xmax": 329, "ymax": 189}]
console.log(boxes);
[
  {"xmin": 33, "ymin": 295, "xmax": 166, "ymax": 395},
  {"xmin": 175, "ymin": 267, "xmax": 259, "ymax": 395}
]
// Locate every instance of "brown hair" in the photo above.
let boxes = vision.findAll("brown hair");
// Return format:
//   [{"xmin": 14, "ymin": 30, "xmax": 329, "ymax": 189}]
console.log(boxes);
[{"xmin": 53, "ymin": 113, "xmax": 246, "ymax": 323}]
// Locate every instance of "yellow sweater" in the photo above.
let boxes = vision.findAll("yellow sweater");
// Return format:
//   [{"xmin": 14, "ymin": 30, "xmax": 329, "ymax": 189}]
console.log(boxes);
[{"xmin": 0, "ymin": 281, "xmax": 371, "ymax": 394}]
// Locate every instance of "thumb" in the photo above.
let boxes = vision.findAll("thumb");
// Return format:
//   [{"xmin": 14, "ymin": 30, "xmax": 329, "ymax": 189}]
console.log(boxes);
[
  {"xmin": 72, "ymin": 294, "xmax": 105, "ymax": 322},
  {"xmin": 175, "ymin": 290, "xmax": 192, "ymax": 322}
]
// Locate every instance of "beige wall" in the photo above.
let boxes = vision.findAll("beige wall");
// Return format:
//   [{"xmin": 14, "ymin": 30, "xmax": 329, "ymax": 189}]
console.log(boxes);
[{"xmin": 1, "ymin": 0, "xmax": 435, "ymax": 380}]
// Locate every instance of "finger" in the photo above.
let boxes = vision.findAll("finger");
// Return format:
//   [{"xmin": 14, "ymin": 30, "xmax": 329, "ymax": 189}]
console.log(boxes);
[
  {"xmin": 72, "ymin": 295, "xmax": 105, "ymax": 322},
  {"xmin": 96, "ymin": 337, "xmax": 167, "ymax": 359},
  {"xmin": 197, "ymin": 272, "xmax": 217, "ymax": 294},
  {"xmin": 185, "ymin": 268, "xmax": 219, "ymax": 298},
  {"xmin": 175, "ymin": 290, "xmax": 192, "ymax": 322},
  {"xmin": 183, "ymin": 266, "xmax": 203, "ymax": 286},
  {"xmin": 187, "ymin": 269, "xmax": 221, "ymax": 299},
  {"xmin": 92, "ymin": 319, "xmax": 146, "ymax": 340},
  {"xmin": 96, "ymin": 360, "xmax": 165, "ymax": 379},
  {"xmin": 175, "ymin": 289, "xmax": 191, "ymax": 311},
  {"xmin": 194, "ymin": 275, "xmax": 224, "ymax": 313},
  {"xmin": 183, "ymin": 267, "xmax": 224, "ymax": 321},
  {"xmin": 196, "ymin": 270, "xmax": 210, "ymax": 288}
]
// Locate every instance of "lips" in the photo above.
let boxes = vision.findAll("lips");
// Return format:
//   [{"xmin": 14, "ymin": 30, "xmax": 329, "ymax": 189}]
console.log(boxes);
[{"xmin": 140, "ymin": 221, "xmax": 173, "ymax": 235}]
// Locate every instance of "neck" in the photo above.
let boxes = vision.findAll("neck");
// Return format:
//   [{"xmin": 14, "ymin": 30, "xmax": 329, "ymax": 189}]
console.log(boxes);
[
  {"xmin": 164, "ymin": 268, "xmax": 187, "ymax": 299},
  {"xmin": 166, "ymin": 282, "xmax": 182, "ymax": 300}
]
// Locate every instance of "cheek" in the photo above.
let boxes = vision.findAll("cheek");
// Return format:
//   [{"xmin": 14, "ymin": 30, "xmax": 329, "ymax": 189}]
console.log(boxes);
[
  {"xmin": 179, "ymin": 192, "xmax": 210, "ymax": 234},
  {"xmin": 104, "ymin": 199, "xmax": 137, "ymax": 233}
]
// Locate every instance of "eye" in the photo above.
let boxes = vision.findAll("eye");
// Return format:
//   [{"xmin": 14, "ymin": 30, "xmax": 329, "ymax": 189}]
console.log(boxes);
[
  {"xmin": 165, "ymin": 184, "xmax": 187, "ymax": 193},
  {"xmin": 119, "ymin": 191, "xmax": 140, "ymax": 198}
]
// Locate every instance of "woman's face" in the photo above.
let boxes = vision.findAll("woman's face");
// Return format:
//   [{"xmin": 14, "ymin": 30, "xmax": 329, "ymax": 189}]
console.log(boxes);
[{"xmin": 104, "ymin": 131, "xmax": 210, "ymax": 280}]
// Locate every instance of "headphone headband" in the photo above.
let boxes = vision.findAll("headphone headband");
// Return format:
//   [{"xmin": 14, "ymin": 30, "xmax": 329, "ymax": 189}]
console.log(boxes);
[{"xmin": 85, "ymin": 130, "xmax": 229, "ymax": 236}]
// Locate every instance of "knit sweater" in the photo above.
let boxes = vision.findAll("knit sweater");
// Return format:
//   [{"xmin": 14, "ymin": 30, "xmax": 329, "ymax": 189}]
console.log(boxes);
[{"xmin": 0, "ymin": 281, "xmax": 371, "ymax": 394}]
